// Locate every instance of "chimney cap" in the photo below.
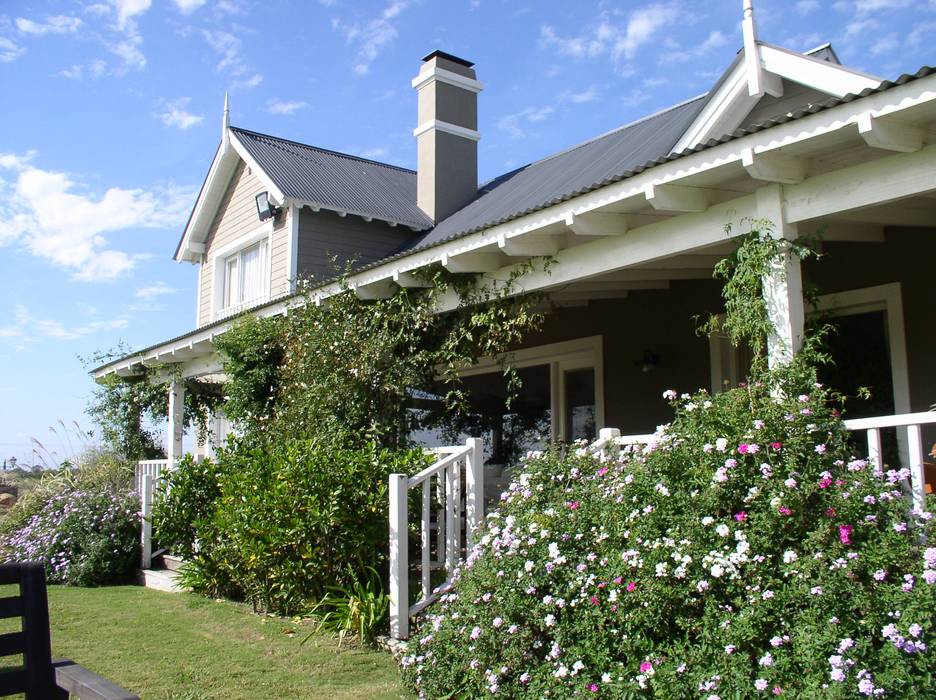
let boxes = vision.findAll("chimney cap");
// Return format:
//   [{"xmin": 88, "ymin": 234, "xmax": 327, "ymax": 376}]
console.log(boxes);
[{"xmin": 421, "ymin": 49, "xmax": 474, "ymax": 68}]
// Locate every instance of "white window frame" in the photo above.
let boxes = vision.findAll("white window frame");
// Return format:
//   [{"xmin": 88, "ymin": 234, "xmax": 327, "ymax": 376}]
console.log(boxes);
[
  {"xmin": 210, "ymin": 223, "xmax": 274, "ymax": 321},
  {"xmin": 458, "ymin": 335, "xmax": 605, "ymax": 443}
]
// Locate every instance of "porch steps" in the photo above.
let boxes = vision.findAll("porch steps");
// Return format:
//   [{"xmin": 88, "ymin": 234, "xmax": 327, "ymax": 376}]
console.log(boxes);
[{"xmin": 137, "ymin": 553, "xmax": 187, "ymax": 593}]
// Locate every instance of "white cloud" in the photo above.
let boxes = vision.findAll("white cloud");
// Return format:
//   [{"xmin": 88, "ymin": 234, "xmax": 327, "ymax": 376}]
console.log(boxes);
[
  {"xmin": 795, "ymin": 0, "xmax": 820, "ymax": 13},
  {"xmin": 0, "ymin": 37, "xmax": 24, "ymax": 63},
  {"xmin": 853, "ymin": 0, "xmax": 911, "ymax": 12},
  {"xmin": 844, "ymin": 17, "xmax": 877, "ymax": 37},
  {"xmin": 172, "ymin": 0, "xmax": 207, "ymax": 14},
  {"xmin": 908, "ymin": 21, "xmax": 936, "ymax": 44},
  {"xmin": 539, "ymin": 3, "xmax": 679, "ymax": 67},
  {"xmin": 0, "ymin": 152, "xmax": 194, "ymax": 281},
  {"xmin": 331, "ymin": 0, "xmax": 412, "ymax": 76},
  {"xmin": 1, "ymin": 303, "xmax": 129, "ymax": 346},
  {"xmin": 108, "ymin": 0, "xmax": 152, "ymax": 30},
  {"xmin": 661, "ymin": 29, "xmax": 728, "ymax": 63},
  {"xmin": 558, "ymin": 86, "xmax": 598, "ymax": 104},
  {"xmin": 202, "ymin": 30, "xmax": 263, "ymax": 88},
  {"xmin": 158, "ymin": 97, "xmax": 203, "ymax": 129},
  {"xmin": 266, "ymin": 99, "xmax": 309, "ymax": 115},
  {"xmin": 135, "ymin": 282, "xmax": 177, "ymax": 299},
  {"xmin": 359, "ymin": 147, "xmax": 389, "ymax": 159},
  {"xmin": 15, "ymin": 16, "xmax": 83, "ymax": 36},
  {"xmin": 57, "ymin": 59, "xmax": 108, "ymax": 80},
  {"xmin": 497, "ymin": 105, "xmax": 555, "ymax": 139},
  {"xmin": 870, "ymin": 34, "xmax": 899, "ymax": 55}
]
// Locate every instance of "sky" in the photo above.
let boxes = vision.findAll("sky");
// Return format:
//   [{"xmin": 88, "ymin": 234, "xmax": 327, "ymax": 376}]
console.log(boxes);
[{"xmin": 0, "ymin": 0, "xmax": 933, "ymax": 465}]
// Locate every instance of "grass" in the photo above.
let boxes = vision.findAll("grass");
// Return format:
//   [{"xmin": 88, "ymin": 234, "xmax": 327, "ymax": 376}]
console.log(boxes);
[{"xmin": 34, "ymin": 585, "xmax": 409, "ymax": 700}]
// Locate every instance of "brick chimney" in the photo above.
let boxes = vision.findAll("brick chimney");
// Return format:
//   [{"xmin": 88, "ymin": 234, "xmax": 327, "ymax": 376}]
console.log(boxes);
[{"xmin": 412, "ymin": 50, "xmax": 483, "ymax": 222}]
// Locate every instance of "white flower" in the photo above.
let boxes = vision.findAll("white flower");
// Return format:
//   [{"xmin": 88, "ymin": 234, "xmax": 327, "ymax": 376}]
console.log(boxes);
[
  {"xmin": 711, "ymin": 564, "xmax": 725, "ymax": 578},
  {"xmin": 716, "ymin": 524, "xmax": 730, "ymax": 537},
  {"xmin": 783, "ymin": 550, "xmax": 798, "ymax": 564},
  {"xmin": 701, "ymin": 516, "xmax": 715, "ymax": 526},
  {"xmin": 715, "ymin": 438, "xmax": 729, "ymax": 452},
  {"xmin": 544, "ymin": 614, "xmax": 556, "ymax": 627},
  {"xmin": 759, "ymin": 652, "xmax": 774, "ymax": 667}
]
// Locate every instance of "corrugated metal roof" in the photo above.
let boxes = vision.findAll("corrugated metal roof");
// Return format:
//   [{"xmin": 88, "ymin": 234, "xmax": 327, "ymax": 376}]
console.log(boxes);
[
  {"xmin": 230, "ymin": 127, "xmax": 435, "ymax": 231},
  {"xmin": 412, "ymin": 95, "xmax": 707, "ymax": 249}
]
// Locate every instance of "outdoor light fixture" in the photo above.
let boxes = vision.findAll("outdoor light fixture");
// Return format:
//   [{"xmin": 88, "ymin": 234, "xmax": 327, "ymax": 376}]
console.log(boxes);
[{"xmin": 255, "ymin": 191, "xmax": 280, "ymax": 222}]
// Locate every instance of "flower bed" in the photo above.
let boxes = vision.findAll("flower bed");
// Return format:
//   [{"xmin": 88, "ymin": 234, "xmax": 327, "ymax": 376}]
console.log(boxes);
[{"xmin": 402, "ymin": 377, "xmax": 936, "ymax": 698}]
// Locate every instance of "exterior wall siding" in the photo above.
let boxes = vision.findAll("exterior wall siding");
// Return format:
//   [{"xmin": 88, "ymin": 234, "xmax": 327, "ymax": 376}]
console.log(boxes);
[
  {"xmin": 297, "ymin": 208, "xmax": 416, "ymax": 285},
  {"xmin": 197, "ymin": 161, "xmax": 290, "ymax": 326}
]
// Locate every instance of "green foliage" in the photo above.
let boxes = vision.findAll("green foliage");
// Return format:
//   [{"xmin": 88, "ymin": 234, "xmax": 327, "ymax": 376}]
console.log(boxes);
[
  {"xmin": 211, "ymin": 315, "xmax": 285, "ymax": 433},
  {"xmin": 83, "ymin": 345, "xmax": 222, "ymax": 460},
  {"xmin": 403, "ymin": 377, "xmax": 936, "ymax": 698},
  {"xmin": 156, "ymin": 435, "xmax": 429, "ymax": 616},
  {"xmin": 305, "ymin": 566, "xmax": 390, "ymax": 648},
  {"xmin": 214, "ymin": 263, "xmax": 547, "ymax": 450},
  {"xmin": 0, "ymin": 449, "xmax": 140, "ymax": 586}
]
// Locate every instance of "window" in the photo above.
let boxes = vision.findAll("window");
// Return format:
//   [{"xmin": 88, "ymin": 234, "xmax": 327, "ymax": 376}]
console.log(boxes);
[{"xmin": 220, "ymin": 239, "xmax": 268, "ymax": 312}]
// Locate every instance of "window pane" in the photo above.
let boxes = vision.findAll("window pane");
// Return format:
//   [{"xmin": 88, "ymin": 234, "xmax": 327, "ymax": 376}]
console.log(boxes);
[
  {"xmin": 223, "ymin": 256, "xmax": 238, "ymax": 308},
  {"xmin": 240, "ymin": 241, "xmax": 267, "ymax": 303},
  {"xmin": 565, "ymin": 368, "xmax": 596, "ymax": 442}
]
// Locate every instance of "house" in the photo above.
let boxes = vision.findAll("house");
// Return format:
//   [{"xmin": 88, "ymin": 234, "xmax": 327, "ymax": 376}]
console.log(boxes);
[{"xmin": 97, "ymin": 9, "xmax": 936, "ymax": 509}]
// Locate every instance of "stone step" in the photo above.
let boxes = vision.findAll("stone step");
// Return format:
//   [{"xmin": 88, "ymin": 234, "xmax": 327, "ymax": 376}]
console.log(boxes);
[
  {"xmin": 136, "ymin": 568, "xmax": 186, "ymax": 593},
  {"xmin": 152, "ymin": 553, "xmax": 184, "ymax": 572}
]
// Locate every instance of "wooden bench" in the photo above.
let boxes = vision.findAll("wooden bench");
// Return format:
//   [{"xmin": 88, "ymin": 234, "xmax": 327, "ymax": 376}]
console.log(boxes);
[{"xmin": 0, "ymin": 562, "xmax": 139, "ymax": 699}]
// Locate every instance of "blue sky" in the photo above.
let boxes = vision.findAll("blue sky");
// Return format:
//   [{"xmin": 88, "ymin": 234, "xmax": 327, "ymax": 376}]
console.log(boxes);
[{"xmin": 0, "ymin": 0, "xmax": 932, "ymax": 465}]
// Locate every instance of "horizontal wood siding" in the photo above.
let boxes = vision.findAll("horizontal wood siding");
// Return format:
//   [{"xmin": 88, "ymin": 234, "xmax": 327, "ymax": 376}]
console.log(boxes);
[
  {"xmin": 297, "ymin": 209, "xmax": 417, "ymax": 285},
  {"xmin": 198, "ymin": 161, "xmax": 289, "ymax": 326}
]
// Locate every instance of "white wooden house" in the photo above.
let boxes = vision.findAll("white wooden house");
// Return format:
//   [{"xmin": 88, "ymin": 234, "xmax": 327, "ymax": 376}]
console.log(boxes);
[{"xmin": 96, "ymin": 4, "xmax": 936, "ymax": 632}]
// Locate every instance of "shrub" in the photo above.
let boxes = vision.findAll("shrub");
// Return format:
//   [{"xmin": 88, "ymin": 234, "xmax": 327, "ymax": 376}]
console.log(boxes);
[
  {"xmin": 401, "ymin": 370, "xmax": 936, "ymax": 698},
  {"xmin": 1, "ymin": 485, "xmax": 139, "ymax": 586},
  {"xmin": 155, "ymin": 434, "xmax": 428, "ymax": 616}
]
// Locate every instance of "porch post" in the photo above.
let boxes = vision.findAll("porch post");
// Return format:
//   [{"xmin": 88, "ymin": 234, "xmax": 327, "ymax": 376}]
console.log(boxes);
[
  {"xmin": 167, "ymin": 379, "xmax": 185, "ymax": 463},
  {"xmin": 756, "ymin": 184, "xmax": 805, "ymax": 367},
  {"xmin": 140, "ymin": 474, "xmax": 153, "ymax": 569},
  {"xmin": 388, "ymin": 473, "xmax": 409, "ymax": 640}
]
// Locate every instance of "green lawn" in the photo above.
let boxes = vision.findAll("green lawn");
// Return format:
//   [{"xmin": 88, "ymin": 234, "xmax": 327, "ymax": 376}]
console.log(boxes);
[{"xmin": 40, "ymin": 585, "xmax": 409, "ymax": 700}]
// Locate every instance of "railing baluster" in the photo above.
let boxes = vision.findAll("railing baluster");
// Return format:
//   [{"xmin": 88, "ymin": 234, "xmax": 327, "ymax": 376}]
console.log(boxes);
[
  {"xmin": 445, "ymin": 463, "xmax": 456, "ymax": 575},
  {"xmin": 435, "ymin": 474, "xmax": 445, "ymax": 569},
  {"xmin": 867, "ymin": 428, "xmax": 882, "ymax": 471},
  {"xmin": 907, "ymin": 423, "xmax": 925, "ymax": 512},
  {"xmin": 421, "ymin": 480, "xmax": 430, "ymax": 601}
]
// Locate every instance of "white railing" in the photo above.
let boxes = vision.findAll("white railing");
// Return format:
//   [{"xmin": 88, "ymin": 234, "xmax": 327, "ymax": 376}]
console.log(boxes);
[
  {"xmin": 843, "ymin": 411, "xmax": 936, "ymax": 511},
  {"xmin": 389, "ymin": 438, "xmax": 483, "ymax": 640},
  {"xmin": 136, "ymin": 459, "xmax": 174, "ymax": 570},
  {"xmin": 599, "ymin": 411, "xmax": 936, "ymax": 509}
]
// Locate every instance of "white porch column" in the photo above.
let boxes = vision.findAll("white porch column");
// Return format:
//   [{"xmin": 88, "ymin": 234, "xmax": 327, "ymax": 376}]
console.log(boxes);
[
  {"xmin": 167, "ymin": 379, "xmax": 185, "ymax": 463},
  {"xmin": 756, "ymin": 184, "xmax": 805, "ymax": 367}
]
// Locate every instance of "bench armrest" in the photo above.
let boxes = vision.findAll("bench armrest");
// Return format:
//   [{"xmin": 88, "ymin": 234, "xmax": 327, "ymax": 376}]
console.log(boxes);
[{"xmin": 52, "ymin": 659, "xmax": 140, "ymax": 700}]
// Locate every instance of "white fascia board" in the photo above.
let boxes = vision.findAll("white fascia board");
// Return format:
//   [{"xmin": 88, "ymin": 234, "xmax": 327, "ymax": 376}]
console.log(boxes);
[
  {"xmin": 672, "ymin": 63, "xmax": 760, "ymax": 154},
  {"xmin": 759, "ymin": 44, "xmax": 881, "ymax": 97},
  {"xmin": 290, "ymin": 199, "xmax": 429, "ymax": 231},
  {"xmin": 229, "ymin": 130, "xmax": 286, "ymax": 205},
  {"xmin": 175, "ymin": 143, "xmax": 236, "ymax": 263}
]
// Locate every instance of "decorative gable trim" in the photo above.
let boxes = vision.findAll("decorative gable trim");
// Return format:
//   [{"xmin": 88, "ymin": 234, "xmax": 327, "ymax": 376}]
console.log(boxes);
[{"xmin": 672, "ymin": 42, "xmax": 882, "ymax": 155}]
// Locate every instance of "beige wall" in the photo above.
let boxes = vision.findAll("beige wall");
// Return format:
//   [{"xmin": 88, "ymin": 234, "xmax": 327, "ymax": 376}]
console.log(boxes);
[{"xmin": 197, "ymin": 160, "xmax": 290, "ymax": 326}]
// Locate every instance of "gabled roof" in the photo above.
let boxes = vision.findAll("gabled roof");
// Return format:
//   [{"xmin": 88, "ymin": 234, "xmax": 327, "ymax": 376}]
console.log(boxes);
[{"xmin": 230, "ymin": 128, "xmax": 434, "ymax": 231}]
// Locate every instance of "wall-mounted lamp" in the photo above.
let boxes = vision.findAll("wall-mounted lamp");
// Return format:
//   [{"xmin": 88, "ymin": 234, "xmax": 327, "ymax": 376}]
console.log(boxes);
[
  {"xmin": 255, "ymin": 191, "xmax": 281, "ymax": 222},
  {"xmin": 637, "ymin": 351, "xmax": 661, "ymax": 374}
]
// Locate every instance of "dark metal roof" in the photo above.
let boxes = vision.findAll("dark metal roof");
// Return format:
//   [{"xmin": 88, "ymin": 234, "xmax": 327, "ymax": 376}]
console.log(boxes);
[
  {"xmin": 412, "ymin": 95, "xmax": 707, "ymax": 249},
  {"xmin": 230, "ymin": 127, "xmax": 434, "ymax": 231}
]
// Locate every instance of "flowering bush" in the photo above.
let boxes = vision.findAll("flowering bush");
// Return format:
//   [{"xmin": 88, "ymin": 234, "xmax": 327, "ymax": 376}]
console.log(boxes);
[
  {"xmin": 402, "ymin": 371, "xmax": 936, "ymax": 698},
  {"xmin": 1, "ymin": 485, "xmax": 140, "ymax": 586}
]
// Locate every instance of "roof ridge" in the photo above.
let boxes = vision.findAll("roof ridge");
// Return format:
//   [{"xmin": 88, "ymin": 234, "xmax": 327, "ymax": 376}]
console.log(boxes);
[{"xmin": 229, "ymin": 126, "xmax": 417, "ymax": 174}]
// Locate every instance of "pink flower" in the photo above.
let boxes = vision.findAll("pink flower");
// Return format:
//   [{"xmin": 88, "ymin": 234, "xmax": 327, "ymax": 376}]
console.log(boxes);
[
  {"xmin": 825, "ymin": 507, "xmax": 837, "ymax": 518},
  {"xmin": 588, "ymin": 684, "xmax": 599, "ymax": 692},
  {"xmin": 818, "ymin": 477, "xmax": 833, "ymax": 489},
  {"xmin": 568, "ymin": 501, "xmax": 580, "ymax": 510},
  {"xmin": 639, "ymin": 661, "xmax": 653, "ymax": 673},
  {"xmin": 771, "ymin": 442, "xmax": 782, "ymax": 451},
  {"xmin": 734, "ymin": 512, "xmax": 747, "ymax": 522},
  {"xmin": 613, "ymin": 576, "xmax": 623, "ymax": 584},
  {"xmin": 839, "ymin": 524, "xmax": 853, "ymax": 545},
  {"xmin": 597, "ymin": 467, "xmax": 609, "ymax": 477},
  {"xmin": 626, "ymin": 581, "xmax": 637, "ymax": 592},
  {"xmin": 590, "ymin": 596, "xmax": 600, "ymax": 605},
  {"xmin": 778, "ymin": 506, "xmax": 792, "ymax": 516},
  {"xmin": 738, "ymin": 444, "xmax": 751, "ymax": 454}
]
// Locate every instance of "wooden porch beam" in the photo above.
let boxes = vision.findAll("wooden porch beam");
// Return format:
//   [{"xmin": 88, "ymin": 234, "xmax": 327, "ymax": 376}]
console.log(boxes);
[
  {"xmin": 354, "ymin": 279, "xmax": 397, "ymax": 300},
  {"xmin": 741, "ymin": 147, "xmax": 805, "ymax": 184},
  {"xmin": 784, "ymin": 144, "xmax": 936, "ymax": 222},
  {"xmin": 497, "ymin": 234, "xmax": 561, "ymax": 257},
  {"xmin": 644, "ymin": 183, "xmax": 708, "ymax": 213},
  {"xmin": 392, "ymin": 270, "xmax": 432, "ymax": 288},
  {"xmin": 564, "ymin": 211, "xmax": 629, "ymax": 236},
  {"xmin": 441, "ymin": 251, "xmax": 505, "ymax": 273},
  {"xmin": 857, "ymin": 113, "xmax": 925, "ymax": 153}
]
